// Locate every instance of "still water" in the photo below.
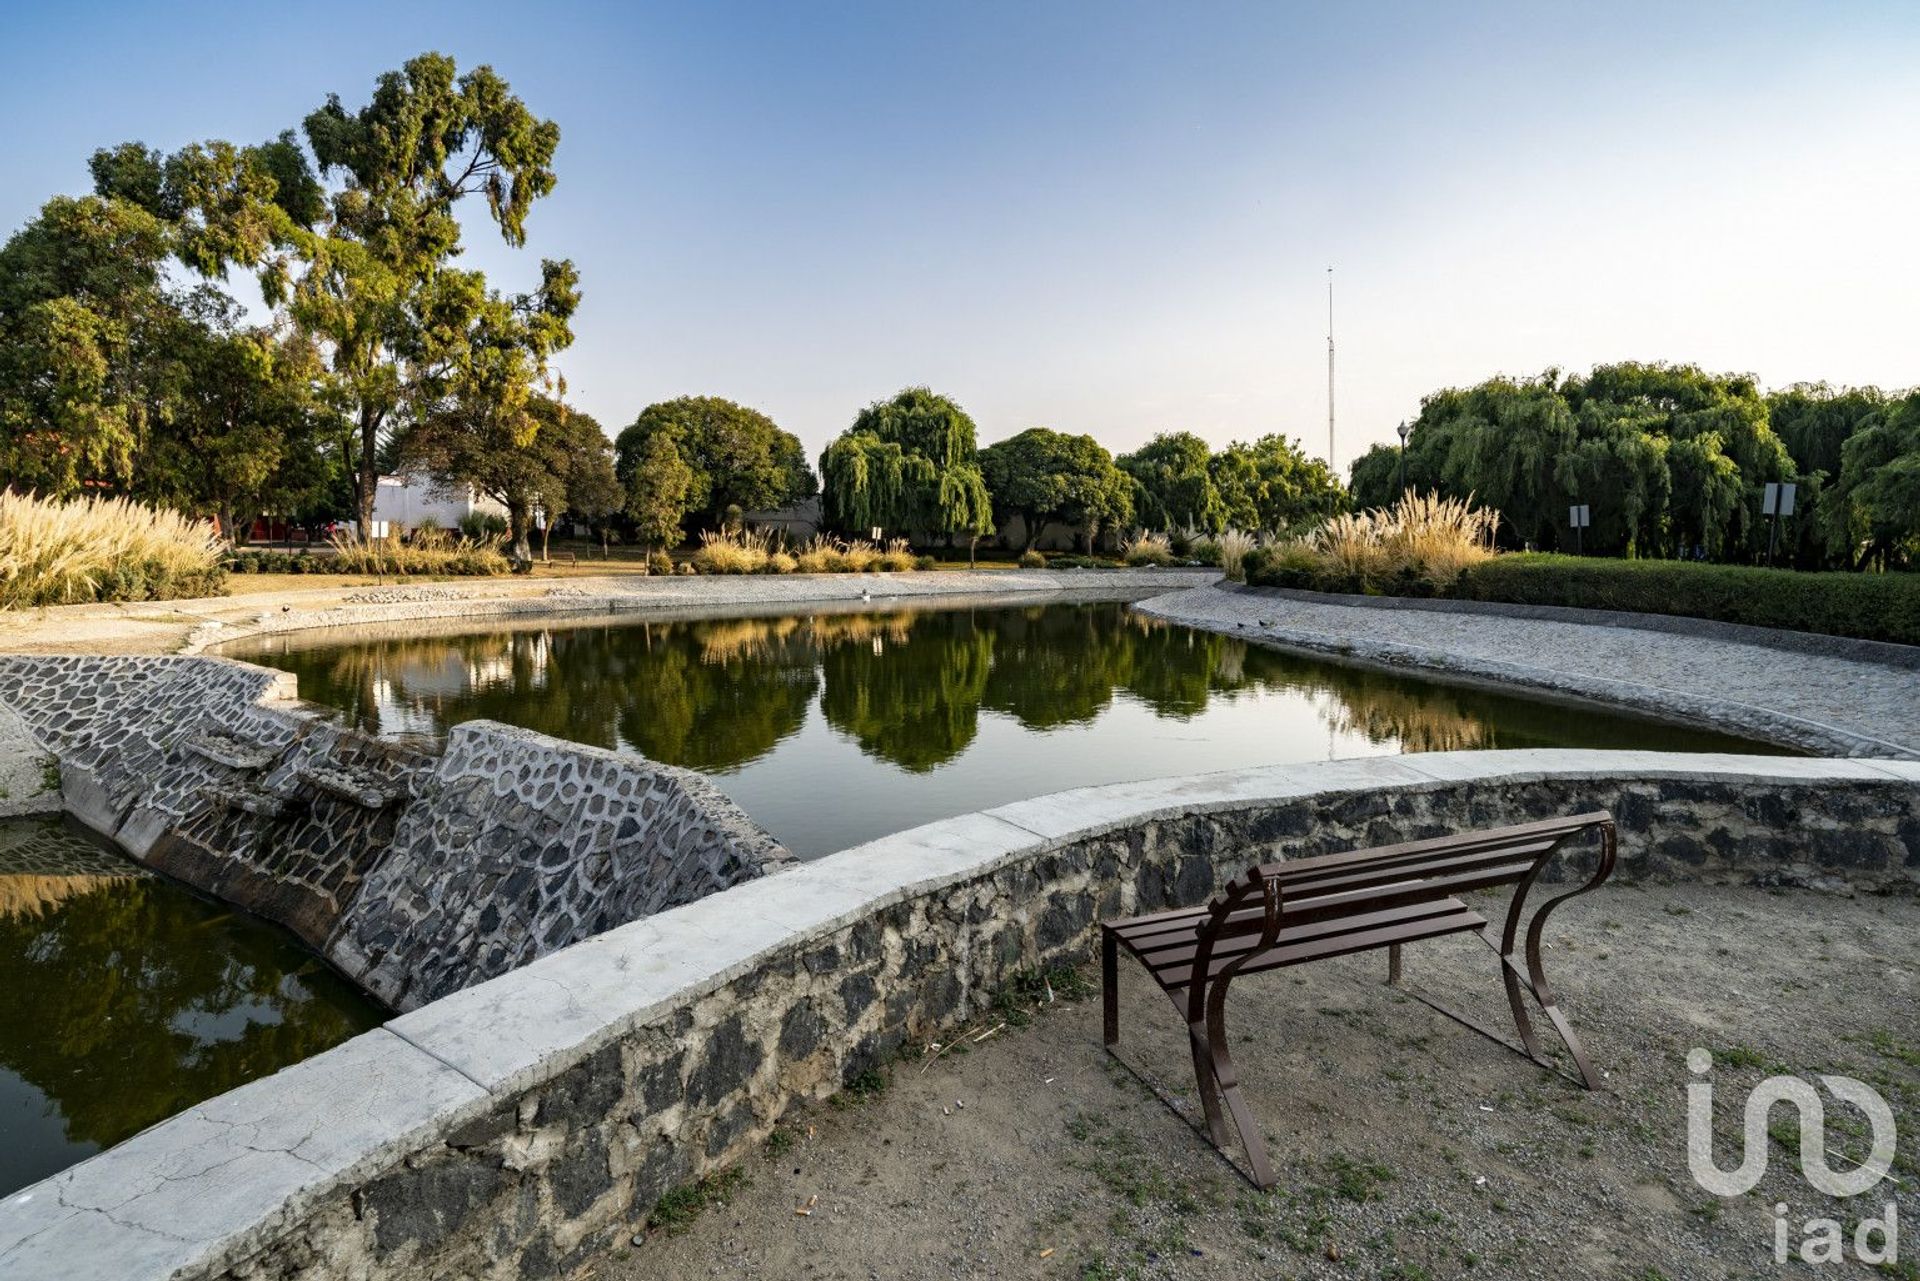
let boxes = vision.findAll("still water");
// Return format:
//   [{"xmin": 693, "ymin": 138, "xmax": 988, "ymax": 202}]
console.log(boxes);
[
  {"xmin": 238, "ymin": 599, "xmax": 1777, "ymax": 858},
  {"xmin": 0, "ymin": 818, "xmax": 384, "ymax": 1196}
]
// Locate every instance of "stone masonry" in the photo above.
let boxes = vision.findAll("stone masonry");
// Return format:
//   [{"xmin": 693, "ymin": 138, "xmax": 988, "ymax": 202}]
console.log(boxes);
[
  {"xmin": 333, "ymin": 722, "xmax": 794, "ymax": 1010},
  {"xmin": 0, "ymin": 653, "xmax": 794, "ymax": 1011}
]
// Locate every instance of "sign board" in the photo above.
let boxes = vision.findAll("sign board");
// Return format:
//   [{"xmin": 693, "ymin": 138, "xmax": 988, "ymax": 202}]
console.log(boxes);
[
  {"xmin": 1568, "ymin": 504, "xmax": 1591, "ymax": 529},
  {"xmin": 1763, "ymin": 482, "xmax": 1797, "ymax": 517},
  {"xmin": 369, "ymin": 520, "xmax": 390, "ymax": 540}
]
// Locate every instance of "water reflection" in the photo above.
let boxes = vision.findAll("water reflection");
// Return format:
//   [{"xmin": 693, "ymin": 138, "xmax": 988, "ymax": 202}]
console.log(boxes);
[
  {"xmin": 0, "ymin": 819, "xmax": 385, "ymax": 1196},
  {"xmin": 244, "ymin": 601, "xmax": 1778, "ymax": 858}
]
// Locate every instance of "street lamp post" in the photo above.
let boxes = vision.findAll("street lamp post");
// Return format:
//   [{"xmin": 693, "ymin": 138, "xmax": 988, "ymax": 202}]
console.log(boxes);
[{"xmin": 1396, "ymin": 421, "xmax": 1410, "ymax": 496}]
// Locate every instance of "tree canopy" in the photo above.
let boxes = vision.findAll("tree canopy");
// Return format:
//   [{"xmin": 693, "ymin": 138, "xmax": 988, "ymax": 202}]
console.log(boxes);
[
  {"xmin": 1349, "ymin": 363, "xmax": 1805, "ymax": 560},
  {"xmin": 978, "ymin": 427, "xmax": 1132, "ymax": 550},
  {"xmin": 1117, "ymin": 431, "xmax": 1226, "ymax": 532},
  {"xmin": 1209, "ymin": 434, "xmax": 1346, "ymax": 532},
  {"xmin": 819, "ymin": 387, "xmax": 993, "ymax": 538},
  {"xmin": 613, "ymin": 395, "xmax": 815, "ymax": 540},
  {"xmin": 403, "ymin": 394, "xmax": 613, "ymax": 562}
]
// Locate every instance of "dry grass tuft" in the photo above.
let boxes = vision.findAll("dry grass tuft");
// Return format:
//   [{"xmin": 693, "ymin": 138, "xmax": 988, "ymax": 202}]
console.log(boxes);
[
  {"xmin": 693, "ymin": 527, "xmax": 777, "ymax": 574},
  {"xmin": 1121, "ymin": 530, "xmax": 1174, "ymax": 567},
  {"xmin": 1256, "ymin": 493, "xmax": 1500, "ymax": 593},
  {"xmin": 1215, "ymin": 528, "xmax": 1258, "ymax": 581},
  {"xmin": 327, "ymin": 530, "xmax": 510, "ymax": 576},
  {"xmin": 0, "ymin": 491, "xmax": 226, "ymax": 607}
]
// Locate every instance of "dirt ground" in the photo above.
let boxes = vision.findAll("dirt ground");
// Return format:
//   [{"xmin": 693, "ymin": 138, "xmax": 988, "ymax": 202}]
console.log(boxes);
[{"xmin": 608, "ymin": 883, "xmax": 1918, "ymax": 1281}]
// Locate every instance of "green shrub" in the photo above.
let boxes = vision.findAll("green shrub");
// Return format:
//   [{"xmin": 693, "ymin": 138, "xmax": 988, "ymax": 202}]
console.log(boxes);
[
  {"xmin": 1018, "ymin": 549, "xmax": 1047, "ymax": 569},
  {"xmin": 913, "ymin": 554, "xmax": 938, "ymax": 571},
  {"xmin": 458, "ymin": 511, "xmax": 508, "ymax": 541},
  {"xmin": 1454, "ymin": 555, "xmax": 1920, "ymax": 645},
  {"xmin": 226, "ymin": 549, "xmax": 318, "ymax": 575},
  {"xmin": 647, "ymin": 550, "xmax": 675, "ymax": 575}
]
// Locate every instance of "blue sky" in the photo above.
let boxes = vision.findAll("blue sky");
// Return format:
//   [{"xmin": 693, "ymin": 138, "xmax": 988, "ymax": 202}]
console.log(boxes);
[{"xmin": 3, "ymin": 1, "xmax": 1917, "ymax": 469}]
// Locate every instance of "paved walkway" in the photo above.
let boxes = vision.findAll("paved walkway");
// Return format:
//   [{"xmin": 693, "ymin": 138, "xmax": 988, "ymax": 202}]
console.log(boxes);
[{"xmin": 1137, "ymin": 584, "xmax": 1920, "ymax": 759}]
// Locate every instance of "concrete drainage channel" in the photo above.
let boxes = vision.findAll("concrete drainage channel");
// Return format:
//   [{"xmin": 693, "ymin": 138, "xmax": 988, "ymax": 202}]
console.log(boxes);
[{"xmin": 0, "ymin": 751, "xmax": 1914, "ymax": 1278}]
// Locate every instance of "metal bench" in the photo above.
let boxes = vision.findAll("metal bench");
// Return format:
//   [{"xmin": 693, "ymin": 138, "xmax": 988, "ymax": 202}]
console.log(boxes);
[{"xmin": 1100, "ymin": 811, "xmax": 1617, "ymax": 1188}]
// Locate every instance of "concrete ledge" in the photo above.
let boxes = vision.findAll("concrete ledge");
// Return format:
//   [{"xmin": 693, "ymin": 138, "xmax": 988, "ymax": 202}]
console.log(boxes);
[
  {"xmin": 7, "ymin": 750, "xmax": 1913, "ymax": 1280},
  {"xmin": 1227, "ymin": 582, "xmax": 1920, "ymax": 670}
]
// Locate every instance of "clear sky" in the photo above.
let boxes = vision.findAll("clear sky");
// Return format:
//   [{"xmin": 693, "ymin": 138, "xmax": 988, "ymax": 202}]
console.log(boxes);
[{"xmin": 3, "ymin": 1, "xmax": 1916, "ymax": 471}]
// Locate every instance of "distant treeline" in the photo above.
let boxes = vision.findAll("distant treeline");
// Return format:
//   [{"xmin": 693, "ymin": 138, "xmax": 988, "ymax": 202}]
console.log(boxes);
[{"xmin": 1348, "ymin": 363, "xmax": 1920, "ymax": 571}]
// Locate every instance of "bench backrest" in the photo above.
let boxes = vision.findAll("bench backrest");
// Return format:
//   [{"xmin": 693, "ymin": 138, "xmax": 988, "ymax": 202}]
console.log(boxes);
[{"xmin": 1191, "ymin": 811, "xmax": 1616, "ymax": 985}]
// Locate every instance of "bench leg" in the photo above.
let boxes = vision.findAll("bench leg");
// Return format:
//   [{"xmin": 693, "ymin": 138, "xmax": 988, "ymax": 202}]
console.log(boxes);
[
  {"xmin": 1101, "ymin": 929, "xmax": 1119, "ymax": 1047},
  {"xmin": 1497, "ymin": 830, "xmax": 1616, "ymax": 1091},
  {"xmin": 1203, "ymin": 981, "xmax": 1278, "ymax": 1190},
  {"xmin": 1500, "ymin": 950, "xmax": 1602, "ymax": 1090},
  {"xmin": 1387, "ymin": 942, "xmax": 1403, "ymax": 986},
  {"xmin": 1188, "ymin": 1024, "xmax": 1230, "ymax": 1149}
]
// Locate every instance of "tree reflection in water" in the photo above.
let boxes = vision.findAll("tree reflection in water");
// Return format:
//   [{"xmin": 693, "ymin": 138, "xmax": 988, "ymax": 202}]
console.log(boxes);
[
  {"xmin": 0, "ymin": 819, "xmax": 384, "ymax": 1196},
  {"xmin": 253, "ymin": 600, "xmax": 1777, "ymax": 854}
]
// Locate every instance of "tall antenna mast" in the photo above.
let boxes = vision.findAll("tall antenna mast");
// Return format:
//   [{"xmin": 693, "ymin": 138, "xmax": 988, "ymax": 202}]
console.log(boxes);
[{"xmin": 1326, "ymin": 266, "xmax": 1336, "ymax": 471}]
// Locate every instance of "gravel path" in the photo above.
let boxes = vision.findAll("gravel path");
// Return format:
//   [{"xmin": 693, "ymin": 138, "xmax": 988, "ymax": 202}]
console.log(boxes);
[
  {"xmin": 1135, "ymin": 585, "xmax": 1920, "ymax": 760},
  {"xmin": 610, "ymin": 884, "xmax": 1920, "ymax": 1281}
]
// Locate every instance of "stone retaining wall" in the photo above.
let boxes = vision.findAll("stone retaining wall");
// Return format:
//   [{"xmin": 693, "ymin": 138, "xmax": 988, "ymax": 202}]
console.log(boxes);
[
  {"xmin": 0, "ymin": 654, "xmax": 793, "ymax": 1011},
  {"xmin": 5, "ymin": 751, "xmax": 1911, "ymax": 1281}
]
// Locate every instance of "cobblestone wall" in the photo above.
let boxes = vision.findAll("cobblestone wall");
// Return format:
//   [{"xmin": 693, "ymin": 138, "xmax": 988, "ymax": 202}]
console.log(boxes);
[
  {"xmin": 0, "ymin": 655, "xmax": 793, "ymax": 1010},
  {"xmin": 333, "ymin": 723, "xmax": 796, "ymax": 1010},
  {"xmin": 188, "ymin": 763, "xmax": 1918, "ymax": 1281}
]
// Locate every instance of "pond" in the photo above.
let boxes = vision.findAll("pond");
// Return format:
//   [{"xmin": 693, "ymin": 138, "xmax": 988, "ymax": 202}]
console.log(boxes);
[
  {"xmin": 0, "ymin": 817, "xmax": 385, "ymax": 1197},
  {"xmin": 235, "ymin": 597, "xmax": 1779, "ymax": 858}
]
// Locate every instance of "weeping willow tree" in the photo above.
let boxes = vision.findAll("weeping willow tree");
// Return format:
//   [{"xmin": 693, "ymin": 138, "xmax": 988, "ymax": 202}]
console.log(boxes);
[{"xmin": 820, "ymin": 387, "xmax": 992, "ymax": 540}]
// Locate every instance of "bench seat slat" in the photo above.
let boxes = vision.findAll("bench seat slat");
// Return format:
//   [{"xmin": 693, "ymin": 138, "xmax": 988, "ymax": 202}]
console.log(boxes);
[
  {"xmin": 1162, "ymin": 907, "xmax": 1489, "ymax": 989},
  {"xmin": 1127, "ymin": 898, "xmax": 1484, "ymax": 975},
  {"xmin": 1113, "ymin": 895, "xmax": 1471, "ymax": 956}
]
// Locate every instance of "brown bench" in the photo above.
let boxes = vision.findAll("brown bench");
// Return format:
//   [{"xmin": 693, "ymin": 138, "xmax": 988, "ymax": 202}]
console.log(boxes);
[{"xmin": 1100, "ymin": 811, "xmax": 1617, "ymax": 1188}]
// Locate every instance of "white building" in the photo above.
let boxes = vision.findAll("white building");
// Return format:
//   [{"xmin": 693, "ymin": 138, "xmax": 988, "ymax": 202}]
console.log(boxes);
[{"xmin": 370, "ymin": 474, "xmax": 509, "ymax": 534}]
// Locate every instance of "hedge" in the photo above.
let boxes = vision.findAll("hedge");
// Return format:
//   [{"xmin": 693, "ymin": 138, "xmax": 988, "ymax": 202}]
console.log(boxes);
[{"xmin": 1252, "ymin": 553, "xmax": 1920, "ymax": 646}]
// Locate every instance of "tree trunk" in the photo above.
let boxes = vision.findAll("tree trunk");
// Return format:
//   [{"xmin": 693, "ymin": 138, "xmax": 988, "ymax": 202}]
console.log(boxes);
[
  {"xmin": 506, "ymin": 498, "xmax": 534, "ymax": 566},
  {"xmin": 539, "ymin": 521, "xmax": 552, "ymax": 563},
  {"xmin": 355, "ymin": 407, "xmax": 383, "ymax": 539}
]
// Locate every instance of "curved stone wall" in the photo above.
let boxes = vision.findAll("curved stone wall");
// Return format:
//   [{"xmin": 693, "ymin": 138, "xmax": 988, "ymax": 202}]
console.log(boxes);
[{"xmin": 3, "ymin": 751, "xmax": 1912, "ymax": 1280}]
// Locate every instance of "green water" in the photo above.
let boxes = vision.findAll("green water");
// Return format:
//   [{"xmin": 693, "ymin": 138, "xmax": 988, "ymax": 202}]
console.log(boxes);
[
  {"xmin": 238, "ymin": 599, "xmax": 1780, "ymax": 858},
  {"xmin": 0, "ymin": 818, "xmax": 384, "ymax": 1196}
]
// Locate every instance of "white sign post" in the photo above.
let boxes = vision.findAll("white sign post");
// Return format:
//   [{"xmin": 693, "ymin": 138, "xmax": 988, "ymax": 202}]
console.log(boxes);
[
  {"xmin": 1568, "ymin": 503, "xmax": 1591, "ymax": 555},
  {"xmin": 1762, "ymin": 483, "xmax": 1797, "ymax": 566}
]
